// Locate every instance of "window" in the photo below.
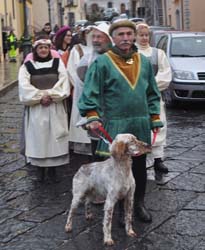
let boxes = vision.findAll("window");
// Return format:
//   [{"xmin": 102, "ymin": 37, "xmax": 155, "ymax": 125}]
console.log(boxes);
[
  {"xmin": 108, "ymin": 2, "xmax": 113, "ymax": 8},
  {"xmin": 67, "ymin": 0, "xmax": 73, "ymax": 5}
]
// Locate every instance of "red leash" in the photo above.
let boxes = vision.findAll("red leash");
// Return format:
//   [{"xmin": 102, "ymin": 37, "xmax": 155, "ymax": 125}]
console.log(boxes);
[
  {"xmin": 92, "ymin": 126, "xmax": 157, "ymax": 145},
  {"xmin": 152, "ymin": 131, "xmax": 158, "ymax": 145},
  {"xmin": 97, "ymin": 126, "xmax": 113, "ymax": 143},
  {"xmin": 91, "ymin": 126, "xmax": 113, "ymax": 144}
]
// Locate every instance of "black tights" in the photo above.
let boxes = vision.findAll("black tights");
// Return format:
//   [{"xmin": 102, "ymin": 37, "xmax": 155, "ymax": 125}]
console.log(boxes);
[
  {"xmin": 132, "ymin": 154, "xmax": 147, "ymax": 202},
  {"xmin": 91, "ymin": 139, "xmax": 106, "ymax": 162},
  {"xmin": 118, "ymin": 154, "xmax": 147, "ymax": 215}
]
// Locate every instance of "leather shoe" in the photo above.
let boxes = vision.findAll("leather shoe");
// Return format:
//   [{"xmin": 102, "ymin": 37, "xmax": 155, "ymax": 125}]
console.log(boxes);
[
  {"xmin": 135, "ymin": 203, "xmax": 152, "ymax": 223},
  {"xmin": 154, "ymin": 161, "xmax": 168, "ymax": 174}
]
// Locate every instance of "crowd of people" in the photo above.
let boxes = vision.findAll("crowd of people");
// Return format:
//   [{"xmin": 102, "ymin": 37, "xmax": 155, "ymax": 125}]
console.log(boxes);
[{"xmin": 18, "ymin": 19, "xmax": 171, "ymax": 223}]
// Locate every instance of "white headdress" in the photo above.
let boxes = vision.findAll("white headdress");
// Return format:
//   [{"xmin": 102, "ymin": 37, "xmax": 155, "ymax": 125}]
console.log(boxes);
[{"xmin": 33, "ymin": 39, "xmax": 52, "ymax": 48}]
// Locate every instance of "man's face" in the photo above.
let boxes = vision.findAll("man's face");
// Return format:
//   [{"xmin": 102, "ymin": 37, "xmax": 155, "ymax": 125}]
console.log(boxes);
[
  {"xmin": 44, "ymin": 24, "xmax": 51, "ymax": 34},
  {"xmin": 112, "ymin": 27, "xmax": 135, "ymax": 53},
  {"xmin": 92, "ymin": 29, "xmax": 111, "ymax": 54}
]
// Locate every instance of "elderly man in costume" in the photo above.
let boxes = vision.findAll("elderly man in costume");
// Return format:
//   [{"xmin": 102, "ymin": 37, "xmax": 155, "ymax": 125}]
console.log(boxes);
[
  {"xmin": 68, "ymin": 23, "xmax": 113, "ymax": 157},
  {"xmin": 18, "ymin": 37, "xmax": 70, "ymax": 182},
  {"xmin": 78, "ymin": 19, "xmax": 163, "ymax": 223}
]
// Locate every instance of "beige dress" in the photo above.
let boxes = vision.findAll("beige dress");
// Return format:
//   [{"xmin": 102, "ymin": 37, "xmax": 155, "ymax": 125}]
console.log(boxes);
[
  {"xmin": 18, "ymin": 59, "xmax": 70, "ymax": 167},
  {"xmin": 138, "ymin": 45, "xmax": 172, "ymax": 165},
  {"xmin": 67, "ymin": 44, "xmax": 92, "ymax": 155}
]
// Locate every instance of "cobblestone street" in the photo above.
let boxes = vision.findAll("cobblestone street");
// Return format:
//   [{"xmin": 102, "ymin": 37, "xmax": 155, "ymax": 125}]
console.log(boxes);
[{"xmin": 0, "ymin": 85, "xmax": 205, "ymax": 250}]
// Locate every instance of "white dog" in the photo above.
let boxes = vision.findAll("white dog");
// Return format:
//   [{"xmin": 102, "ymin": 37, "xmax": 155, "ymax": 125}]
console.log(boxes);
[{"xmin": 65, "ymin": 133, "xmax": 151, "ymax": 245}]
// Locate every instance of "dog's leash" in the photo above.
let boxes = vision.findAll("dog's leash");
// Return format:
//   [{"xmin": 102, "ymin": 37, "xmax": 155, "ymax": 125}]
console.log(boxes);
[
  {"xmin": 91, "ymin": 126, "xmax": 158, "ymax": 146},
  {"xmin": 91, "ymin": 126, "xmax": 113, "ymax": 144},
  {"xmin": 152, "ymin": 131, "xmax": 158, "ymax": 145}
]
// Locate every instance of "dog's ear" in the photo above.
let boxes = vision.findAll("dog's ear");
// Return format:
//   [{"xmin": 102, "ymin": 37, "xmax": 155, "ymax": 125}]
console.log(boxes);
[{"xmin": 110, "ymin": 140, "xmax": 126, "ymax": 159}]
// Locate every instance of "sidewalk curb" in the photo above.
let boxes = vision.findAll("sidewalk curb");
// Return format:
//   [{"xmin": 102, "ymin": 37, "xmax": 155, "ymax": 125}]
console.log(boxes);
[{"xmin": 0, "ymin": 80, "xmax": 18, "ymax": 97}]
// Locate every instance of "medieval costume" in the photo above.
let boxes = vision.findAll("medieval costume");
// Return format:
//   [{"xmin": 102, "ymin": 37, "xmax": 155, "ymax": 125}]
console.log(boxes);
[
  {"xmin": 138, "ymin": 45, "xmax": 171, "ymax": 167},
  {"xmin": 78, "ymin": 48, "xmax": 162, "ymax": 156},
  {"xmin": 78, "ymin": 20, "xmax": 163, "ymax": 223},
  {"xmin": 136, "ymin": 22, "xmax": 172, "ymax": 173},
  {"xmin": 67, "ymin": 43, "xmax": 92, "ymax": 155},
  {"xmin": 67, "ymin": 23, "xmax": 112, "ymax": 156},
  {"xmin": 18, "ymin": 39, "xmax": 70, "ymax": 175}
]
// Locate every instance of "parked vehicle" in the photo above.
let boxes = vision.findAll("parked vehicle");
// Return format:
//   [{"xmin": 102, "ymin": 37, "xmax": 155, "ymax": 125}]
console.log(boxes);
[
  {"xmin": 94, "ymin": 21, "xmax": 110, "ymax": 26},
  {"xmin": 75, "ymin": 20, "xmax": 88, "ymax": 27},
  {"xmin": 157, "ymin": 32, "xmax": 205, "ymax": 106},
  {"xmin": 73, "ymin": 20, "xmax": 89, "ymax": 31},
  {"xmin": 129, "ymin": 17, "xmax": 145, "ymax": 23},
  {"xmin": 150, "ymin": 29, "xmax": 176, "ymax": 47},
  {"xmin": 149, "ymin": 25, "xmax": 175, "ymax": 31},
  {"xmin": 119, "ymin": 13, "xmax": 128, "ymax": 19},
  {"xmin": 103, "ymin": 8, "xmax": 119, "ymax": 21},
  {"xmin": 111, "ymin": 14, "xmax": 129, "ymax": 23}
]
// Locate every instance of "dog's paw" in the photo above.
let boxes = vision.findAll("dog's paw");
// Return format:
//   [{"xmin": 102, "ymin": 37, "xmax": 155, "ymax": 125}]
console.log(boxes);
[
  {"xmin": 85, "ymin": 212, "xmax": 94, "ymax": 220},
  {"xmin": 104, "ymin": 239, "xmax": 114, "ymax": 246},
  {"xmin": 127, "ymin": 228, "xmax": 137, "ymax": 237},
  {"xmin": 65, "ymin": 223, "xmax": 72, "ymax": 232}
]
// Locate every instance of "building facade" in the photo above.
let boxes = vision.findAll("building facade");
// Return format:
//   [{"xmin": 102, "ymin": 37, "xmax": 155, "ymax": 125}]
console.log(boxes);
[
  {"xmin": 85, "ymin": 0, "xmax": 130, "ymax": 20},
  {"xmin": 32, "ymin": 0, "xmax": 49, "ymax": 32},
  {"xmin": 132, "ymin": 0, "xmax": 205, "ymax": 31},
  {"xmin": 0, "ymin": 0, "xmax": 33, "ymax": 62},
  {"xmin": 32, "ymin": 0, "xmax": 88, "ymax": 30},
  {"xmin": 62, "ymin": 0, "xmax": 86, "ymax": 27},
  {"xmin": 163, "ymin": 0, "xmax": 205, "ymax": 31}
]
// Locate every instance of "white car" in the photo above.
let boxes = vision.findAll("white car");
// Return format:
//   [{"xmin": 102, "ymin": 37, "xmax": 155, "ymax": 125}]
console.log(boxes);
[
  {"xmin": 75, "ymin": 20, "xmax": 88, "ymax": 27},
  {"xmin": 157, "ymin": 32, "xmax": 205, "ymax": 106}
]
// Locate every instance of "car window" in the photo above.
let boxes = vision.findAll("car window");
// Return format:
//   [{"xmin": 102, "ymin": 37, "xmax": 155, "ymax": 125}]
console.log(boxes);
[
  {"xmin": 162, "ymin": 37, "xmax": 168, "ymax": 52},
  {"xmin": 154, "ymin": 34, "xmax": 164, "ymax": 46},
  {"xmin": 171, "ymin": 36, "xmax": 205, "ymax": 57},
  {"xmin": 157, "ymin": 36, "xmax": 168, "ymax": 52}
]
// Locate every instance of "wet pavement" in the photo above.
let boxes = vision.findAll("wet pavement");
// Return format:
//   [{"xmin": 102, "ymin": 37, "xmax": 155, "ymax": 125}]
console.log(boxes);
[
  {"xmin": 0, "ymin": 83, "xmax": 205, "ymax": 250},
  {"xmin": 0, "ymin": 58, "xmax": 21, "ymax": 93}
]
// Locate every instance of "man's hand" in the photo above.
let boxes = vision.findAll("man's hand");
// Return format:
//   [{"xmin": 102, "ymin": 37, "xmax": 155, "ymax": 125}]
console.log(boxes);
[
  {"xmin": 40, "ymin": 95, "xmax": 53, "ymax": 106},
  {"xmin": 86, "ymin": 120, "xmax": 102, "ymax": 130}
]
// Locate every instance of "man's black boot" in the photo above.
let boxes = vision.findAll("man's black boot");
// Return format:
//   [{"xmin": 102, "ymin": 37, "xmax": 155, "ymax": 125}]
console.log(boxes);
[
  {"xmin": 134, "ymin": 200, "xmax": 152, "ymax": 223},
  {"xmin": 154, "ymin": 158, "xmax": 168, "ymax": 174}
]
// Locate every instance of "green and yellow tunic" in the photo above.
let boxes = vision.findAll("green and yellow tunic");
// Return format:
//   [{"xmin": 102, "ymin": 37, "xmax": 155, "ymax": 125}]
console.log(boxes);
[{"xmin": 78, "ymin": 50, "xmax": 162, "ymax": 156}]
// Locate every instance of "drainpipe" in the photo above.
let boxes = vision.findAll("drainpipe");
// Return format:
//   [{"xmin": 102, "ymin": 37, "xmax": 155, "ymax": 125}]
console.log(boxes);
[
  {"xmin": 4, "ymin": 0, "xmax": 8, "ymax": 27},
  {"xmin": 22, "ymin": 0, "xmax": 32, "ymax": 59},
  {"xmin": 47, "ymin": 0, "xmax": 52, "ymax": 25},
  {"xmin": 181, "ymin": 0, "xmax": 184, "ymax": 30}
]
